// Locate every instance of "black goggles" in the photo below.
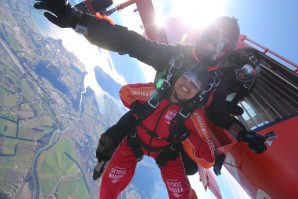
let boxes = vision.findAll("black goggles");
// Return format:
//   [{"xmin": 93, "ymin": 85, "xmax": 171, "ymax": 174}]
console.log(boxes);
[
  {"xmin": 235, "ymin": 64, "xmax": 260, "ymax": 83},
  {"xmin": 202, "ymin": 26, "xmax": 234, "ymax": 53}
]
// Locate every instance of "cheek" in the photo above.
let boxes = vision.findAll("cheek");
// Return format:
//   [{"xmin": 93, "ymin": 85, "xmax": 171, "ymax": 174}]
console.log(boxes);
[
  {"xmin": 189, "ymin": 90, "xmax": 198, "ymax": 98},
  {"xmin": 174, "ymin": 77, "xmax": 184, "ymax": 87},
  {"xmin": 190, "ymin": 86, "xmax": 200, "ymax": 96},
  {"xmin": 173, "ymin": 80, "xmax": 181, "ymax": 91}
]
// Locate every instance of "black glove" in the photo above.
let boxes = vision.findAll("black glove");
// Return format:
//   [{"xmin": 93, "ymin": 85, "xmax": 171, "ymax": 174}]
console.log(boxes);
[
  {"xmin": 156, "ymin": 145, "xmax": 181, "ymax": 167},
  {"xmin": 93, "ymin": 160, "xmax": 107, "ymax": 180},
  {"xmin": 34, "ymin": 0, "xmax": 82, "ymax": 28},
  {"xmin": 96, "ymin": 133, "xmax": 114, "ymax": 161},
  {"xmin": 181, "ymin": 149, "xmax": 198, "ymax": 176},
  {"xmin": 238, "ymin": 131, "xmax": 267, "ymax": 153}
]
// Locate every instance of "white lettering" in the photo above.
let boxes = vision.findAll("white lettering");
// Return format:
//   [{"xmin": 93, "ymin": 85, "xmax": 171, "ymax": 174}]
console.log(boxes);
[
  {"xmin": 166, "ymin": 179, "xmax": 184, "ymax": 197},
  {"xmin": 165, "ymin": 110, "xmax": 177, "ymax": 124},
  {"xmin": 108, "ymin": 167, "xmax": 127, "ymax": 183},
  {"xmin": 193, "ymin": 112, "xmax": 214, "ymax": 147}
]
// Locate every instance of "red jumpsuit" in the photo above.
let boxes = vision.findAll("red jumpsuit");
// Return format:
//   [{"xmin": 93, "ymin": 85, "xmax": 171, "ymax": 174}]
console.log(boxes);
[{"xmin": 99, "ymin": 83, "xmax": 217, "ymax": 199}]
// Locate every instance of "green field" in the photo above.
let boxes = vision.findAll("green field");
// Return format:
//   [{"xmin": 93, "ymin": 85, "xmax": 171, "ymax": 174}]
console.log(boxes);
[
  {"xmin": 0, "ymin": 141, "xmax": 35, "ymax": 193},
  {"xmin": 0, "ymin": 118, "xmax": 17, "ymax": 137},
  {"xmin": 18, "ymin": 111, "xmax": 56, "ymax": 141},
  {"xmin": 0, "ymin": 86, "xmax": 7, "ymax": 96},
  {"xmin": 0, "ymin": 64, "xmax": 21, "ymax": 92},
  {"xmin": 2, "ymin": 95, "xmax": 18, "ymax": 107},
  {"xmin": 21, "ymin": 79, "xmax": 36, "ymax": 100},
  {"xmin": 38, "ymin": 138, "xmax": 79, "ymax": 199},
  {"xmin": 57, "ymin": 176, "xmax": 89, "ymax": 199},
  {"xmin": 0, "ymin": 138, "xmax": 17, "ymax": 155},
  {"xmin": 0, "ymin": 141, "xmax": 35, "ymax": 169}
]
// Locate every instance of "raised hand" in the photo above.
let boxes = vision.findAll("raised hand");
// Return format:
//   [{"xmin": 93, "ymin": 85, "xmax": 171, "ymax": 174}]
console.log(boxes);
[
  {"xmin": 34, "ymin": 0, "xmax": 81, "ymax": 28},
  {"xmin": 238, "ymin": 131, "xmax": 267, "ymax": 153}
]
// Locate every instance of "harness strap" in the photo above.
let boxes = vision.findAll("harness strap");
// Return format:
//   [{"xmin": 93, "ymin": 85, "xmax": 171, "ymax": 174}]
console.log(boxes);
[
  {"xmin": 139, "ymin": 123, "xmax": 164, "ymax": 140},
  {"xmin": 128, "ymin": 127, "xmax": 171, "ymax": 155},
  {"xmin": 127, "ymin": 128, "xmax": 144, "ymax": 161},
  {"xmin": 138, "ymin": 139, "xmax": 169, "ymax": 152},
  {"xmin": 167, "ymin": 117, "xmax": 190, "ymax": 144}
]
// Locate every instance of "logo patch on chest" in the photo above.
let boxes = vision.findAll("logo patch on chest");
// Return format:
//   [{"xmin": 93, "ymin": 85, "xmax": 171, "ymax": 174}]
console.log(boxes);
[{"xmin": 164, "ymin": 110, "xmax": 178, "ymax": 124}]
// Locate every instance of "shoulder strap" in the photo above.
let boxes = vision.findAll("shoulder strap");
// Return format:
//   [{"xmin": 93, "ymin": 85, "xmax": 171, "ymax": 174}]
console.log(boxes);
[{"xmin": 132, "ymin": 53, "xmax": 186, "ymax": 121}]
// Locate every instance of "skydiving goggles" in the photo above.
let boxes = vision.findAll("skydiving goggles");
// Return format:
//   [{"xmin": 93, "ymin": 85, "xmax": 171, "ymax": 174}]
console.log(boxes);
[
  {"xmin": 201, "ymin": 26, "xmax": 235, "ymax": 60},
  {"xmin": 182, "ymin": 71, "xmax": 203, "ymax": 89},
  {"xmin": 235, "ymin": 63, "xmax": 261, "ymax": 83}
]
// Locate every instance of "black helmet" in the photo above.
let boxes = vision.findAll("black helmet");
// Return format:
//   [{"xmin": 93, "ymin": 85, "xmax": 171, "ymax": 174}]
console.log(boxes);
[
  {"xmin": 194, "ymin": 16, "xmax": 240, "ymax": 65},
  {"xmin": 213, "ymin": 16, "xmax": 240, "ymax": 50}
]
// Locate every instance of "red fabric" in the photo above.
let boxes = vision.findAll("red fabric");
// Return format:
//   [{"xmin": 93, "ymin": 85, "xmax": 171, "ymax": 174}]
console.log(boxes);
[
  {"xmin": 99, "ymin": 139, "xmax": 193, "ymax": 199},
  {"xmin": 119, "ymin": 82, "xmax": 155, "ymax": 108},
  {"xmin": 119, "ymin": 83, "xmax": 215, "ymax": 167},
  {"xmin": 137, "ymin": 98, "xmax": 180, "ymax": 149},
  {"xmin": 99, "ymin": 83, "xmax": 222, "ymax": 198}
]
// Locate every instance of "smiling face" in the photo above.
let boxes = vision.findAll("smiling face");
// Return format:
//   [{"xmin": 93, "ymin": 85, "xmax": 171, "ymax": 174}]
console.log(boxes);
[{"xmin": 169, "ymin": 73, "xmax": 201, "ymax": 103}]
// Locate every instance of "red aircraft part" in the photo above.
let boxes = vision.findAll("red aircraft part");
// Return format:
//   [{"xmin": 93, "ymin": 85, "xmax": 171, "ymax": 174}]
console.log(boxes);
[{"xmin": 225, "ymin": 115, "xmax": 298, "ymax": 199}]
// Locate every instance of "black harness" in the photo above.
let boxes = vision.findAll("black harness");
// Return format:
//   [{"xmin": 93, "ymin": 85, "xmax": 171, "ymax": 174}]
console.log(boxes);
[{"xmin": 128, "ymin": 53, "xmax": 221, "ymax": 166}]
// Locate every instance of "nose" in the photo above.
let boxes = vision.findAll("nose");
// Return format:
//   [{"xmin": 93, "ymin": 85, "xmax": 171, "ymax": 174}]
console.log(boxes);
[{"xmin": 185, "ymin": 78, "xmax": 197, "ymax": 89}]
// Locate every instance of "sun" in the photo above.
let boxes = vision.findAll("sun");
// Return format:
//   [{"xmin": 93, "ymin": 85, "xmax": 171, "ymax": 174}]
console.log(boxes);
[{"xmin": 164, "ymin": 0, "xmax": 227, "ymax": 28}]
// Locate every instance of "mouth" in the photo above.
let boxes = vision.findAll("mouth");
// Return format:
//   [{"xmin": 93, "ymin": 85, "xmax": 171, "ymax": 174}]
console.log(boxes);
[{"xmin": 181, "ymin": 85, "xmax": 190, "ymax": 93}]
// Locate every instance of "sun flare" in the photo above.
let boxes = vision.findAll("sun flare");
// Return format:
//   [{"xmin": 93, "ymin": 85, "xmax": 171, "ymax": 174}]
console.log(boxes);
[{"xmin": 156, "ymin": 0, "xmax": 226, "ymax": 28}]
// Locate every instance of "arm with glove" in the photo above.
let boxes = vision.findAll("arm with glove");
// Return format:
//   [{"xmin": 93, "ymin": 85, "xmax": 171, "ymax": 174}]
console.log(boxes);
[
  {"xmin": 93, "ymin": 83, "xmax": 156, "ymax": 179},
  {"xmin": 226, "ymin": 117, "xmax": 267, "ymax": 153},
  {"xmin": 93, "ymin": 110, "xmax": 136, "ymax": 180},
  {"xmin": 33, "ymin": 0, "xmax": 179, "ymax": 71},
  {"xmin": 95, "ymin": 110, "xmax": 136, "ymax": 161},
  {"xmin": 237, "ymin": 130, "xmax": 267, "ymax": 153}
]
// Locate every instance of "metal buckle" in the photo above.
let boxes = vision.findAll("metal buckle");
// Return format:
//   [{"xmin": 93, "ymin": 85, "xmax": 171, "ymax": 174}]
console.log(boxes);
[
  {"xmin": 148, "ymin": 97, "xmax": 159, "ymax": 108},
  {"xmin": 130, "ymin": 129, "xmax": 137, "ymax": 138},
  {"xmin": 179, "ymin": 109, "xmax": 190, "ymax": 119}
]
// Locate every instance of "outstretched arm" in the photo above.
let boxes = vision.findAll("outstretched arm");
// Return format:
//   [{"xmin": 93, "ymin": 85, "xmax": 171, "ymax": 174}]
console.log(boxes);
[
  {"xmin": 78, "ymin": 14, "xmax": 179, "ymax": 71},
  {"xmin": 34, "ymin": 0, "xmax": 180, "ymax": 71}
]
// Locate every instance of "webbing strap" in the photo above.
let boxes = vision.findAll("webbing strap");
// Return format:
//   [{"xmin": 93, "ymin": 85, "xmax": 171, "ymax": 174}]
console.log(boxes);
[{"xmin": 127, "ymin": 128, "xmax": 144, "ymax": 161}]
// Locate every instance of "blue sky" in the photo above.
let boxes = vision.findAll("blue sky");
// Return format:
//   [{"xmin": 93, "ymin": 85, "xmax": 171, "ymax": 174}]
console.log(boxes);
[{"xmin": 224, "ymin": 0, "xmax": 298, "ymax": 68}]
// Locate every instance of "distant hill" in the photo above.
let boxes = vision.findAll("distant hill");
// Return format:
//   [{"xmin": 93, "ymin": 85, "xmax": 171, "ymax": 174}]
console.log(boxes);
[
  {"xmin": 109, "ymin": 51, "xmax": 147, "ymax": 84},
  {"xmin": 94, "ymin": 66, "xmax": 122, "ymax": 98}
]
